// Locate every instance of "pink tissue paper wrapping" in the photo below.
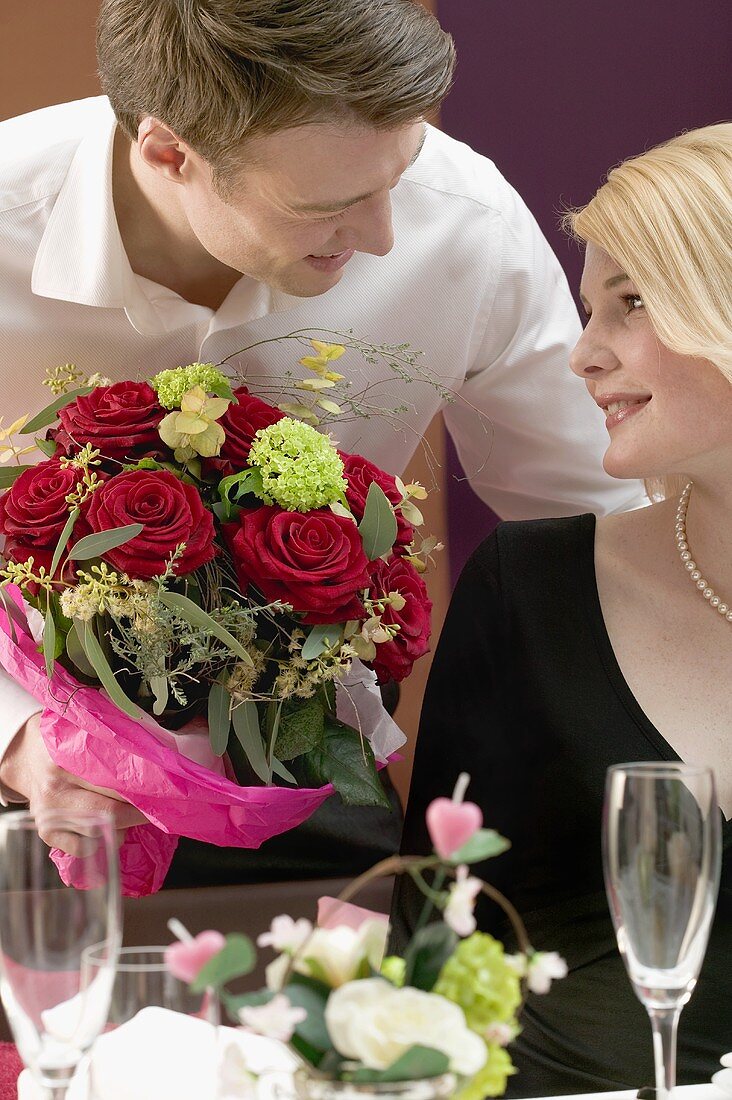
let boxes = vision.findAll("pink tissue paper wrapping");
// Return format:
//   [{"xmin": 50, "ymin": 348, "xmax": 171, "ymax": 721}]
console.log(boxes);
[{"xmin": 0, "ymin": 585, "xmax": 334, "ymax": 897}]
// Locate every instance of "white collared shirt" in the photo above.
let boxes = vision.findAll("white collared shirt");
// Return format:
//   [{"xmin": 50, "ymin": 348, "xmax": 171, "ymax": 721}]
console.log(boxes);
[{"xmin": 0, "ymin": 97, "xmax": 645, "ymax": 781}]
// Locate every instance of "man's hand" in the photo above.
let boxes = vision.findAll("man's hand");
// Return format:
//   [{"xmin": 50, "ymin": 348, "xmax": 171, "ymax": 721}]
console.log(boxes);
[{"xmin": 0, "ymin": 713, "xmax": 146, "ymax": 856}]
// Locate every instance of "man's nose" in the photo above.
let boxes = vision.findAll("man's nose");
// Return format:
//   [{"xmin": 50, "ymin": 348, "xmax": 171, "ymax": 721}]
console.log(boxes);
[{"xmin": 339, "ymin": 191, "xmax": 395, "ymax": 257}]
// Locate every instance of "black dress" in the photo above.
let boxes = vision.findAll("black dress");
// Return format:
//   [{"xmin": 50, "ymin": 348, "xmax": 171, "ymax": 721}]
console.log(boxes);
[{"xmin": 393, "ymin": 515, "xmax": 731, "ymax": 1095}]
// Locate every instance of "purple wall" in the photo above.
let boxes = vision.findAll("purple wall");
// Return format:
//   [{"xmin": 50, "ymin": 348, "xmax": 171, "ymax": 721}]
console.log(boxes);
[{"xmin": 438, "ymin": 0, "xmax": 731, "ymax": 583}]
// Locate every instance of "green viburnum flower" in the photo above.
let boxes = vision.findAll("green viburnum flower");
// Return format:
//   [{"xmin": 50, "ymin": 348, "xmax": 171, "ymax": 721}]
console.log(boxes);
[
  {"xmin": 380, "ymin": 955, "xmax": 406, "ymax": 987},
  {"xmin": 434, "ymin": 932, "xmax": 521, "ymax": 1035},
  {"xmin": 456, "ymin": 1043, "xmax": 515, "ymax": 1100},
  {"xmin": 151, "ymin": 363, "xmax": 232, "ymax": 409},
  {"xmin": 247, "ymin": 417, "xmax": 347, "ymax": 512}
]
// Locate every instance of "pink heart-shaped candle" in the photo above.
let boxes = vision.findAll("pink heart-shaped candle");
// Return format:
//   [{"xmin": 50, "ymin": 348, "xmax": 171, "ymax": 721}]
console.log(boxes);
[
  {"xmin": 426, "ymin": 797, "xmax": 483, "ymax": 859},
  {"xmin": 165, "ymin": 930, "xmax": 226, "ymax": 983}
]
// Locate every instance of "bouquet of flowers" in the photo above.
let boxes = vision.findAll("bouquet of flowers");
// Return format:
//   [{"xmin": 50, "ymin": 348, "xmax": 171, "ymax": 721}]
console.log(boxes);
[
  {"xmin": 165, "ymin": 775, "xmax": 567, "ymax": 1100},
  {"xmin": 0, "ymin": 336, "xmax": 441, "ymax": 895}
]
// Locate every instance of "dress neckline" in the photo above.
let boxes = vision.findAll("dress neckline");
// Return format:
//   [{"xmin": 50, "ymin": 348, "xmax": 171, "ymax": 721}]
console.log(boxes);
[{"xmin": 577, "ymin": 512, "xmax": 731, "ymax": 832}]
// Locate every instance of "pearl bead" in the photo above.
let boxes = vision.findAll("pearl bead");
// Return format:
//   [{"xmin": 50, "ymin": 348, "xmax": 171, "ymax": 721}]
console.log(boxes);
[
  {"xmin": 676, "ymin": 484, "xmax": 731, "ymax": 626},
  {"xmin": 680, "ymin": 551, "xmax": 691, "ymax": 561},
  {"xmin": 691, "ymin": 569, "xmax": 701, "ymax": 580},
  {"xmin": 727, "ymin": 612, "xmax": 732, "ymax": 622},
  {"xmin": 696, "ymin": 578, "xmax": 707, "ymax": 590},
  {"xmin": 677, "ymin": 541, "xmax": 688, "ymax": 551},
  {"xmin": 703, "ymin": 588, "xmax": 713, "ymax": 599},
  {"xmin": 719, "ymin": 604, "xmax": 729, "ymax": 615},
  {"xmin": 711, "ymin": 596, "xmax": 720, "ymax": 608}
]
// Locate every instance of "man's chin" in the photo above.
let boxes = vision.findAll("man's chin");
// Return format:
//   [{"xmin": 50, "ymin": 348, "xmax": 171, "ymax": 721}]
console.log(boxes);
[{"xmin": 275, "ymin": 263, "xmax": 346, "ymax": 298}]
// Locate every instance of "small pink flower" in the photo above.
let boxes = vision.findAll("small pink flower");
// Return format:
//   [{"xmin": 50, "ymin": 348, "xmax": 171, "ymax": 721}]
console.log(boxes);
[
  {"xmin": 444, "ymin": 865, "xmax": 482, "ymax": 936},
  {"xmin": 165, "ymin": 930, "xmax": 226, "ymax": 983},
  {"xmin": 426, "ymin": 797, "xmax": 483, "ymax": 859},
  {"xmin": 257, "ymin": 914, "xmax": 312, "ymax": 952},
  {"xmin": 238, "ymin": 994, "xmax": 307, "ymax": 1042}
]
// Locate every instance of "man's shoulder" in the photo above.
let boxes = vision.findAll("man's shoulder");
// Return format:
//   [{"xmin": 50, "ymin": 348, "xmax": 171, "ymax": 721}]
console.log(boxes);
[
  {"xmin": 0, "ymin": 97, "xmax": 110, "ymax": 214},
  {"xmin": 401, "ymin": 124, "xmax": 517, "ymax": 216}
]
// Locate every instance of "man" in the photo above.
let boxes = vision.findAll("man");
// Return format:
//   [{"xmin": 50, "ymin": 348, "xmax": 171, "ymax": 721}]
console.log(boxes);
[{"xmin": 0, "ymin": 0, "xmax": 643, "ymax": 878}]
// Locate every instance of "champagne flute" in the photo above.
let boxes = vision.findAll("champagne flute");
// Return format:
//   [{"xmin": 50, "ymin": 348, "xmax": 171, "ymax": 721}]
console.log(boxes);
[
  {"xmin": 0, "ymin": 810, "xmax": 121, "ymax": 1099},
  {"xmin": 603, "ymin": 763, "xmax": 721, "ymax": 1100}
]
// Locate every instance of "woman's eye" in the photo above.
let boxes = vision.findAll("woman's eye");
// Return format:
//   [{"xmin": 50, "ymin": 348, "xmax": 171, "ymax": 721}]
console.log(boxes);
[{"xmin": 623, "ymin": 293, "xmax": 644, "ymax": 313}]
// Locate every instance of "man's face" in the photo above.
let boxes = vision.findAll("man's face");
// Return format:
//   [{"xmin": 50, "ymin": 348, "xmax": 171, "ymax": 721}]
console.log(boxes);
[{"xmin": 179, "ymin": 119, "xmax": 426, "ymax": 297}]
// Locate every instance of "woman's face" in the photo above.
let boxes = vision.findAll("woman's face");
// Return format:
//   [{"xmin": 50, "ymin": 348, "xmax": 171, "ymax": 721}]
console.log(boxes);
[{"xmin": 570, "ymin": 244, "xmax": 732, "ymax": 484}]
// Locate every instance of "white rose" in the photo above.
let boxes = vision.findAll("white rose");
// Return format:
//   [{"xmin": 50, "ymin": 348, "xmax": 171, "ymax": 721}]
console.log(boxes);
[
  {"xmin": 325, "ymin": 978, "xmax": 487, "ymax": 1077},
  {"xmin": 266, "ymin": 921, "xmax": 389, "ymax": 991}
]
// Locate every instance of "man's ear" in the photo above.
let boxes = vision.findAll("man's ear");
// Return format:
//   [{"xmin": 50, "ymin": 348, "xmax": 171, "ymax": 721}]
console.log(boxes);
[{"xmin": 137, "ymin": 117, "xmax": 191, "ymax": 182}]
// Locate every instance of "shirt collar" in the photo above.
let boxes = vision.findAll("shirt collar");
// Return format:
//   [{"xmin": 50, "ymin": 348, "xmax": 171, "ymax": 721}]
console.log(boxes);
[{"xmin": 30, "ymin": 98, "xmax": 287, "ymax": 338}]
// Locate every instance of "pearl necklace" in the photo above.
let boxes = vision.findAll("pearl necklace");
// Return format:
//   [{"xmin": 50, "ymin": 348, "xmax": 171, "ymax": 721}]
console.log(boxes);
[{"xmin": 675, "ymin": 482, "xmax": 732, "ymax": 623}]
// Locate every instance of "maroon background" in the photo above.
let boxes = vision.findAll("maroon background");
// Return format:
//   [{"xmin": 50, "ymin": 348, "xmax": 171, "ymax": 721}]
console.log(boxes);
[{"xmin": 437, "ymin": 0, "xmax": 731, "ymax": 582}]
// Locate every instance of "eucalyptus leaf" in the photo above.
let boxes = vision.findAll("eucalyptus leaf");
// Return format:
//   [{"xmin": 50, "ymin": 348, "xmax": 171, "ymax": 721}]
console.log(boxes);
[
  {"xmin": 300, "ymin": 623, "xmax": 342, "ymax": 662},
  {"xmin": 43, "ymin": 606, "xmax": 56, "ymax": 678},
  {"xmin": 0, "ymin": 588, "xmax": 30, "ymax": 643},
  {"xmin": 68, "ymin": 523, "xmax": 143, "ymax": 562},
  {"xmin": 76, "ymin": 619, "xmax": 141, "ymax": 719},
  {"xmin": 0, "ymin": 465, "xmax": 34, "ymax": 490},
  {"xmin": 232, "ymin": 700, "xmax": 271, "ymax": 783},
  {"xmin": 50, "ymin": 507, "xmax": 81, "ymax": 577},
  {"xmin": 190, "ymin": 934, "xmax": 256, "ymax": 993},
  {"xmin": 208, "ymin": 683, "xmax": 232, "ymax": 756},
  {"xmin": 158, "ymin": 592, "xmax": 253, "ymax": 665},
  {"xmin": 36, "ymin": 437, "xmax": 59, "ymax": 458},
  {"xmin": 403, "ymin": 923, "xmax": 458, "ymax": 992},
  {"xmin": 150, "ymin": 675, "xmax": 169, "ymax": 716},
  {"xmin": 450, "ymin": 828, "xmax": 511, "ymax": 865},
  {"xmin": 20, "ymin": 386, "xmax": 93, "ymax": 434},
  {"xmin": 350, "ymin": 1046, "xmax": 450, "ymax": 1084},
  {"xmin": 66, "ymin": 621, "xmax": 97, "ymax": 678},
  {"xmin": 283, "ymin": 980, "xmax": 331, "ymax": 1052},
  {"xmin": 271, "ymin": 756, "xmax": 297, "ymax": 784},
  {"xmin": 358, "ymin": 481, "xmax": 398, "ymax": 560},
  {"xmin": 303, "ymin": 715, "xmax": 389, "ymax": 808}
]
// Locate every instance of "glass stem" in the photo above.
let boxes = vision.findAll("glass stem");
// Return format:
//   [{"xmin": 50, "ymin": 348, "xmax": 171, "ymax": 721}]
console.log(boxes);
[
  {"xmin": 45, "ymin": 1087, "xmax": 68, "ymax": 1100},
  {"xmin": 648, "ymin": 1007, "xmax": 681, "ymax": 1100}
]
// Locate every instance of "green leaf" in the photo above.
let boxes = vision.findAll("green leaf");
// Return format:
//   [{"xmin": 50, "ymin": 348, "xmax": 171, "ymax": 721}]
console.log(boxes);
[
  {"xmin": 218, "ymin": 468, "xmax": 264, "ymax": 505},
  {"xmin": 190, "ymin": 934, "xmax": 256, "ymax": 993},
  {"xmin": 208, "ymin": 683, "xmax": 232, "ymax": 756},
  {"xmin": 358, "ymin": 482, "xmax": 398, "ymax": 560},
  {"xmin": 50, "ymin": 507, "xmax": 80, "ymax": 577},
  {"xmin": 158, "ymin": 592, "xmax": 254, "ymax": 665},
  {"xmin": 283, "ymin": 979, "xmax": 331, "ymax": 1053},
  {"xmin": 0, "ymin": 465, "xmax": 34, "ymax": 489},
  {"xmin": 271, "ymin": 756, "xmax": 297, "ymax": 784},
  {"xmin": 304, "ymin": 714, "xmax": 390, "ymax": 808},
  {"xmin": 36, "ymin": 437, "xmax": 59, "ymax": 458},
  {"xmin": 300, "ymin": 622, "xmax": 343, "ymax": 662},
  {"xmin": 68, "ymin": 523, "xmax": 143, "ymax": 562},
  {"xmin": 223, "ymin": 988, "xmax": 273, "ymax": 1018},
  {"xmin": 65, "ymin": 620, "xmax": 97, "ymax": 678},
  {"xmin": 451, "ymin": 828, "xmax": 511, "ymax": 865},
  {"xmin": 150, "ymin": 675, "xmax": 169, "ymax": 716},
  {"xmin": 403, "ymin": 923, "xmax": 458, "ymax": 992},
  {"xmin": 274, "ymin": 696, "xmax": 325, "ymax": 761},
  {"xmin": 231, "ymin": 700, "xmax": 271, "ymax": 783},
  {"xmin": 20, "ymin": 386, "xmax": 93, "ymax": 434},
  {"xmin": 43, "ymin": 605, "xmax": 56, "ymax": 678},
  {"xmin": 76, "ymin": 619, "xmax": 141, "ymax": 719},
  {"xmin": 351, "ymin": 1046, "xmax": 450, "ymax": 1084}
]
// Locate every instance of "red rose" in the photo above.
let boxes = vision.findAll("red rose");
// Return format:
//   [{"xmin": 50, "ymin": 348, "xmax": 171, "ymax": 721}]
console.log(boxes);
[
  {"xmin": 51, "ymin": 382, "xmax": 165, "ymax": 462},
  {"xmin": 227, "ymin": 505, "xmax": 370, "ymax": 625},
  {"xmin": 0, "ymin": 460, "xmax": 90, "ymax": 549},
  {"xmin": 204, "ymin": 387, "xmax": 285, "ymax": 479},
  {"xmin": 341, "ymin": 453, "xmax": 413, "ymax": 551},
  {"xmin": 79, "ymin": 469, "xmax": 216, "ymax": 578},
  {"xmin": 365, "ymin": 555, "xmax": 432, "ymax": 684}
]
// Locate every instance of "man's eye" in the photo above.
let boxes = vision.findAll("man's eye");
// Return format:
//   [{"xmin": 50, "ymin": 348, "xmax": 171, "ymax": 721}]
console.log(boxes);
[
  {"xmin": 317, "ymin": 210, "xmax": 347, "ymax": 224},
  {"xmin": 623, "ymin": 293, "xmax": 644, "ymax": 313}
]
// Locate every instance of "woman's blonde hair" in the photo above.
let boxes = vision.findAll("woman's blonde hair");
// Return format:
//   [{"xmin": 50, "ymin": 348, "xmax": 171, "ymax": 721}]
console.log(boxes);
[{"xmin": 565, "ymin": 123, "xmax": 732, "ymax": 500}]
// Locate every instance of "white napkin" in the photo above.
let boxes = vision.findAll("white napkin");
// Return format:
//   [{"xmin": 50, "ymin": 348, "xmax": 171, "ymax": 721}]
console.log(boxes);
[{"xmin": 18, "ymin": 1006, "xmax": 298, "ymax": 1100}]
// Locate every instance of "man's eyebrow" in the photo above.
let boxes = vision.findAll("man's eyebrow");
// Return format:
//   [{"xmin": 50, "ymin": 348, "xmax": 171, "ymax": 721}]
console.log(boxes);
[
  {"xmin": 603, "ymin": 273, "xmax": 630, "ymax": 289},
  {"xmin": 291, "ymin": 126, "xmax": 428, "ymax": 215}
]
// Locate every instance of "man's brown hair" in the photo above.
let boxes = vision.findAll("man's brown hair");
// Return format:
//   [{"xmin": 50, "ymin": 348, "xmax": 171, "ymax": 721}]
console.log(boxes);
[{"xmin": 97, "ymin": 0, "xmax": 455, "ymax": 180}]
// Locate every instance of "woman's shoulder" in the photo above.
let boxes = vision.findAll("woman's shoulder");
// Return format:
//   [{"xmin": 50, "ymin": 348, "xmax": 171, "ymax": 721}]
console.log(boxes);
[{"xmin": 466, "ymin": 513, "xmax": 596, "ymax": 579}]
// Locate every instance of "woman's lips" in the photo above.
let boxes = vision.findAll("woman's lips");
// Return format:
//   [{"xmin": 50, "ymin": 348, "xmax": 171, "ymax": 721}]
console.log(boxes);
[
  {"xmin": 603, "ymin": 397, "xmax": 652, "ymax": 430},
  {"xmin": 304, "ymin": 249, "xmax": 355, "ymax": 274}
]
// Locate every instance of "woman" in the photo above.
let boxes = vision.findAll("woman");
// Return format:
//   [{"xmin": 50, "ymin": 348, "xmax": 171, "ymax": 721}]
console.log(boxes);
[{"xmin": 395, "ymin": 123, "xmax": 732, "ymax": 1094}]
